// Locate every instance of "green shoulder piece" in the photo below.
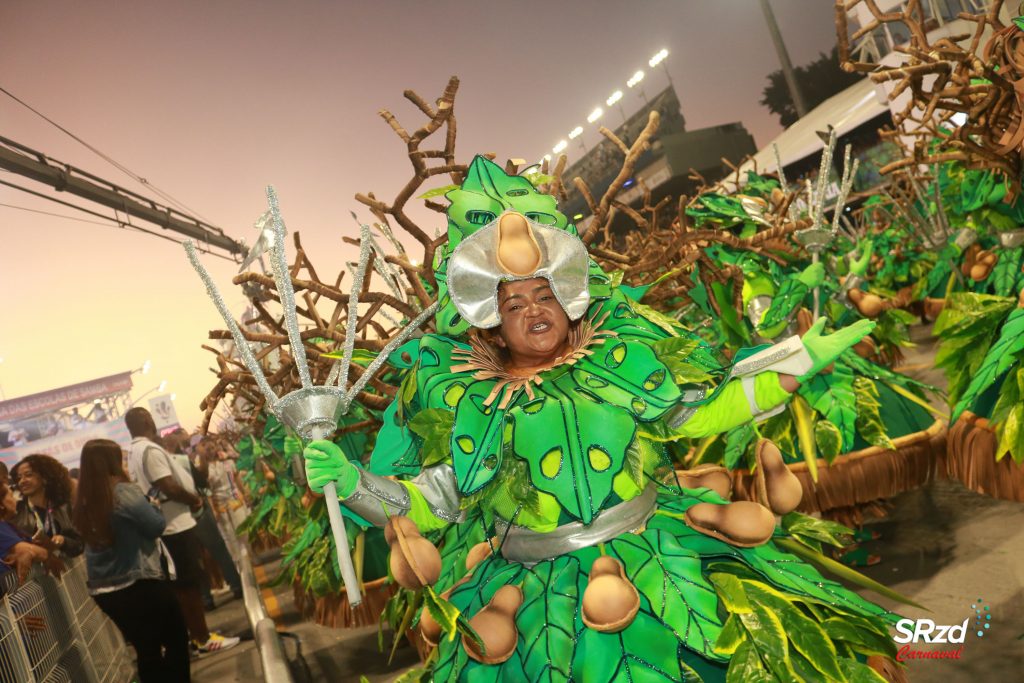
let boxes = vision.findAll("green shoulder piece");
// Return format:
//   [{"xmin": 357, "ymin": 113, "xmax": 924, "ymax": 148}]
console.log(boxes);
[
  {"xmin": 368, "ymin": 400, "xmax": 420, "ymax": 477},
  {"xmin": 507, "ymin": 367, "xmax": 637, "ymax": 524},
  {"xmin": 572, "ymin": 336, "xmax": 681, "ymax": 423}
]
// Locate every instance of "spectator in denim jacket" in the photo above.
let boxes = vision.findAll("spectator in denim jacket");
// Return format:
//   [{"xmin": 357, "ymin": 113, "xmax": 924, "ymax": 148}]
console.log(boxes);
[{"xmin": 73, "ymin": 439, "xmax": 190, "ymax": 682}]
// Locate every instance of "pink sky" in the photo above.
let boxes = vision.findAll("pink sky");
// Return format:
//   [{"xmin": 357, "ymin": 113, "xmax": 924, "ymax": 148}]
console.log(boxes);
[{"xmin": 1, "ymin": 0, "xmax": 838, "ymax": 431}]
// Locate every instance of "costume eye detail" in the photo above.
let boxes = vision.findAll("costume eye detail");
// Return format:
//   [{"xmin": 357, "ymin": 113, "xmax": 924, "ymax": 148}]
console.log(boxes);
[
  {"xmin": 466, "ymin": 210, "xmax": 496, "ymax": 226},
  {"xmin": 525, "ymin": 212, "xmax": 556, "ymax": 225}
]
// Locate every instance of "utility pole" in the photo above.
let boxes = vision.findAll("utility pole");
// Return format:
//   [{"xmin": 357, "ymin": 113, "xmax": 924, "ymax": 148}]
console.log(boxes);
[
  {"xmin": 759, "ymin": 0, "xmax": 808, "ymax": 119},
  {"xmin": 0, "ymin": 134, "xmax": 244, "ymax": 258}
]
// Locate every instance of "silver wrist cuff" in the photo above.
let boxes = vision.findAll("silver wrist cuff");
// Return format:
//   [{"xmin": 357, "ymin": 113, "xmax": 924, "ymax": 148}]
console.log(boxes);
[{"xmin": 343, "ymin": 470, "xmax": 412, "ymax": 526}]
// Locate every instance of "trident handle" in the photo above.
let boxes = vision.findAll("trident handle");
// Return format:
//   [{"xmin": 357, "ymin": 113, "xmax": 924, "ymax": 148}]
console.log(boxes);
[{"xmin": 323, "ymin": 481, "xmax": 362, "ymax": 606}]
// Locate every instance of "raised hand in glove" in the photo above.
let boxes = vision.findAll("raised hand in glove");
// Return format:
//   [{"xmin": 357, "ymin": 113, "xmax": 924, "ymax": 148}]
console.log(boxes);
[
  {"xmin": 848, "ymin": 238, "xmax": 874, "ymax": 277},
  {"xmin": 303, "ymin": 440, "xmax": 360, "ymax": 497},
  {"xmin": 797, "ymin": 318, "xmax": 875, "ymax": 383}
]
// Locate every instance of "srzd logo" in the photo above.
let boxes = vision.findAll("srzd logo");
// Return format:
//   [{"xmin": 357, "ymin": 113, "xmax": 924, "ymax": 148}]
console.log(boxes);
[{"xmin": 891, "ymin": 599, "xmax": 991, "ymax": 662}]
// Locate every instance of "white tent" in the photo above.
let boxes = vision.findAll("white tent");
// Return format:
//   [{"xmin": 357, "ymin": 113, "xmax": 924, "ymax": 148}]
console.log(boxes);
[{"xmin": 731, "ymin": 78, "xmax": 891, "ymax": 186}]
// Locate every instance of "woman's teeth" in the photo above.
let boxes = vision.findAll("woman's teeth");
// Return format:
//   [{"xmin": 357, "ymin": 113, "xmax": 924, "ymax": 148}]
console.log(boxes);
[{"xmin": 530, "ymin": 322, "xmax": 550, "ymax": 332}]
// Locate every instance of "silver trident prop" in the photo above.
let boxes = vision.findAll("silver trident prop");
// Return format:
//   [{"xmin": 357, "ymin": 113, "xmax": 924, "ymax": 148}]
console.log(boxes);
[
  {"xmin": 185, "ymin": 186, "xmax": 438, "ymax": 607},
  {"xmin": 791, "ymin": 129, "xmax": 859, "ymax": 321}
]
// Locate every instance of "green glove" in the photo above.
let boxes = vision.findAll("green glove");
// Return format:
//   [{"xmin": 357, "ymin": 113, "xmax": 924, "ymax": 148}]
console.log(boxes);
[
  {"xmin": 796, "ymin": 262, "xmax": 826, "ymax": 289},
  {"xmin": 303, "ymin": 440, "xmax": 360, "ymax": 497},
  {"xmin": 798, "ymin": 318, "xmax": 875, "ymax": 383},
  {"xmin": 848, "ymin": 239, "xmax": 874, "ymax": 277}
]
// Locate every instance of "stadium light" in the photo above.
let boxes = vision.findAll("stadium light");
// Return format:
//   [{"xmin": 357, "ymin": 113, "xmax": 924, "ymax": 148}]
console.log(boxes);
[
  {"xmin": 158, "ymin": 380, "xmax": 168, "ymax": 393},
  {"xmin": 568, "ymin": 126, "xmax": 584, "ymax": 140},
  {"xmin": 553, "ymin": 140, "xmax": 568, "ymax": 153},
  {"xmin": 649, "ymin": 49, "xmax": 669, "ymax": 68},
  {"xmin": 627, "ymin": 70, "xmax": 645, "ymax": 88},
  {"xmin": 587, "ymin": 107, "xmax": 603, "ymax": 124},
  {"xmin": 606, "ymin": 90, "xmax": 623, "ymax": 106}
]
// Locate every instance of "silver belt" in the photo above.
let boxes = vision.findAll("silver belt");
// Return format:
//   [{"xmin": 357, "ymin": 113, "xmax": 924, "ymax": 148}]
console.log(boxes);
[{"xmin": 495, "ymin": 485, "xmax": 658, "ymax": 565}]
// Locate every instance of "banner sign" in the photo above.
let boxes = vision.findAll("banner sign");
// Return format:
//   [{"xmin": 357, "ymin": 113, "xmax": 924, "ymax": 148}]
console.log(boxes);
[
  {"xmin": 149, "ymin": 394, "xmax": 180, "ymax": 432},
  {"xmin": 0, "ymin": 418, "xmax": 132, "ymax": 470},
  {"xmin": 0, "ymin": 372, "xmax": 134, "ymax": 422}
]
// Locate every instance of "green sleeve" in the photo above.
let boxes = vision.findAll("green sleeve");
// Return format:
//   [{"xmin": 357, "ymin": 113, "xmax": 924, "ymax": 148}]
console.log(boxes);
[
  {"xmin": 398, "ymin": 481, "xmax": 452, "ymax": 532},
  {"xmin": 673, "ymin": 373, "xmax": 791, "ymax": 438}
]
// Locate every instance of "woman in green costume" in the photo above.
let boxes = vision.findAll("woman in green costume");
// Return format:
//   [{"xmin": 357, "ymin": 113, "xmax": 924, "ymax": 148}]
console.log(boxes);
[{"xmin": 303, "ymin": 157, "xmax": 902, "ymax": 682}]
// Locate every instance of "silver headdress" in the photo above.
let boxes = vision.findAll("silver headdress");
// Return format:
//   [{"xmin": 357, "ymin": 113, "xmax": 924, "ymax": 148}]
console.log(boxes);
[{"xmin": 447, "ymin": 211, "xmax": 590, "ymax": 329}]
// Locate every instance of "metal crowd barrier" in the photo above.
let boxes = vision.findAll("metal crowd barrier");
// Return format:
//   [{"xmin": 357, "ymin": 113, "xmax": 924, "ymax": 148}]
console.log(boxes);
[{"xmin": 0, "ymin": 557, "xmax": 135, "ymax": 683}]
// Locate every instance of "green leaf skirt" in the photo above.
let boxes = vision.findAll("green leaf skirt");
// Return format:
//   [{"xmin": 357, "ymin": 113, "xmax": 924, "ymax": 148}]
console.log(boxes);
[{"xmin": 432, "ymin": 487, "xmax": 898, "ymax": 682}]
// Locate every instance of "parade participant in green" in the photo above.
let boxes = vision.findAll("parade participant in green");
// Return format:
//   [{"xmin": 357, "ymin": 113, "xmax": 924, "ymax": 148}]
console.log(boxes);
[{"xmin": 304, "ymin": 157, "xmax": 899, "ymax": 682}]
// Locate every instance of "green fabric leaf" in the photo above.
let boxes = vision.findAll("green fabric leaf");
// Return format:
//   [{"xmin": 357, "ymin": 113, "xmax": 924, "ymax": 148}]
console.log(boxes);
[
  {"xmin": 996, "ymin": 403, "xmax": 1024, "ymax": 463},
  {"xmin": 743, "ymin": 581, "xmax": 846, "ymax": 682},
  {"xmin": 814, "ymin": 420, "xmax": 842, "ymax": 462},
  {"xmin": 789, "ymin": 394, "xmax": 819, "ymax": 481},
  {"xmin": 992, "ymin": 247, "xmax": 1022, "ymax": 296},
  {"xmin": 737, "ymin": 601, "xmax": 797, "ymax": 680},
  {"xmin": 713, "ymin": 614, "xmax": 746, "ymax": 656},
  {"xmin": 408, "ymin": 407, "xmax": 455, "ymax": 467},
  {"xmin": 572, "ymin": 609, "xmax": 689, "ymax": 683},
  {"xmin": 710, "ymin": 572, "xmax": 752, "ymax": 614},
  {"xmin": 781, "ymin": 512, "xmax": 852, "ymax": 549},
  {"xmin": 723, "ymin": 424, "xmax": 755, "ymax": 470},
  {"xmin": 822, "ymin": 617, "xmax": 897, "ymax": 658},
  {"xmin": 802, "ymin": 363, "xmax": 858, "ymax": 450},
  {"xmin": 952, "ymin": 307, "xmax": 1024, "ymax": 422},
  {"xmin": 837, "ymin": 658, "xmax": 890, "ymax": 683},
  {"xmin": 517, "ymin": 556, "xmax": 580, "ymax": 682},
  {"xmin": 726, "ymin": 639, "xmax": 771, "ymax": 683},
  {"xmin": 611, "ymin": 530, "xmax": 725, "ymax": 658},
  {"xmin": 853, "ymin": 378, "xmax": 895, "ymax": 450}
]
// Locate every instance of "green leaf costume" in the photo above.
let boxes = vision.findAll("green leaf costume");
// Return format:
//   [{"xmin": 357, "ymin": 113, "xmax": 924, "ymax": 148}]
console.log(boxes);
[{"xmin": 331, "ymin": 158, "xmax": 900, "ymax": 682}]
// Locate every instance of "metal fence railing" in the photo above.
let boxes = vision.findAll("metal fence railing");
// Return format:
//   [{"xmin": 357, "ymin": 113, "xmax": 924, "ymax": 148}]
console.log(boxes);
[{"xmin": 0, "ymin": 557, "xmax": 135, "ymax": 683}]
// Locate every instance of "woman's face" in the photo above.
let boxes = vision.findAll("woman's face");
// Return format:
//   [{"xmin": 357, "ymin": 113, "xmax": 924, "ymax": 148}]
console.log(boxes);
[
  {"xmin": 493, "ymin": 278, "xmax": 571, "ymax": 369},
  {"xmin": 16, "ymin": 464, "xmax": 43, "ymax": 498},
  {"xmin": 0, "ymin": 487, "xmax": 16, "ymax": 519}
]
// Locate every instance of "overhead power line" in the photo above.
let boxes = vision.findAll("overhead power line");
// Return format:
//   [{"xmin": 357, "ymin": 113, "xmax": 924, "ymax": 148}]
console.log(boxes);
[
  {"xmin": 0, "ymin": 134, "xmax": 244, "ymax": 258},
  {"xmin": 0, "ymin": 84, "xmax": 212, "ymax": 222}
]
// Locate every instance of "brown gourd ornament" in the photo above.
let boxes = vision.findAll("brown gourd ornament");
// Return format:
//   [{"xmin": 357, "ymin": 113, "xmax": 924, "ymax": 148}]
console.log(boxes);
[
  {"xmin": 969, "ymin": 250, "xmax": 998, "ymax": 282},
  {"xmin": 384, "ymin": 516, "xmax": 441, "ymax": 591},
  {"xmin": 463, "ymin": 584, "xmax": 523, "ymax": 664},
  {"xmin": 581, "ymin": 556, "xmax": 640, "ymax": 633},
  {"xmin": 847, "ymin": 288, "xmax": 885, "ymax": 318}
]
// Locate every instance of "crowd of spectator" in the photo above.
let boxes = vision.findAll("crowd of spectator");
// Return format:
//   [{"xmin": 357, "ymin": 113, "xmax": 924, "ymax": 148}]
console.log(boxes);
[{"xmin": 0, "ymin": 407, "xmax": 250, "ymax": 682}]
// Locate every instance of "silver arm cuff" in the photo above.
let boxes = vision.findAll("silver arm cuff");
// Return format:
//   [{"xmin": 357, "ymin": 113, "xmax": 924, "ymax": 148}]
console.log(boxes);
[
  {"xmin": 343, "ymin": 470, "xmax": 412, "ymax": 527},
  {"xmin": 732, "ymin": 336, "xmax": 813, "ymax": 378},
  {"xmin": 408, "ymin": 465, "xmax": 466, "ymax": 523},
  {"xmin": 342, "ymin": 465, "xmax": 465, "ymax": 527}
]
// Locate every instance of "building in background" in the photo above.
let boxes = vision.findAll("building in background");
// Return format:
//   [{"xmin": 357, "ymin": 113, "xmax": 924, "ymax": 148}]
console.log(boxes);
[{"xmin": 561, "ymin": 85, "xmax": 757, "ymax": 240}]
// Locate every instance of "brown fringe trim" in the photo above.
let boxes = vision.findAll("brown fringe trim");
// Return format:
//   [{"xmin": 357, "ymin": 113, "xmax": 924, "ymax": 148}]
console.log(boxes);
[
  {"xmin": 292, "ymin": 577, "xmax": 396, "ymax": 629},
  {"xmin": 725, "ymin": 420, "xmax": 948, "ymax": 516},
  {"xmin": 946, "ymin": 411, "xmax": 1024, "ymax": 502},
  {"xmin": 867, "ymin": 655, "xmax": 909, "ymax": 683}
]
